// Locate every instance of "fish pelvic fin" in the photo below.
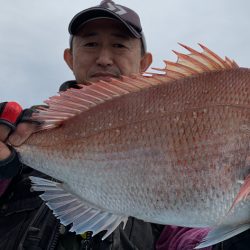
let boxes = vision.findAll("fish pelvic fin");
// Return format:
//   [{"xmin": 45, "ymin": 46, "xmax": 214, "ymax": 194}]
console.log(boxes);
[
  {"xmin": 196, "ymin": 173, "xmax": 250, "ymax": 248},
  {"xmin": 29, "ymin": 176, "xmax": 128, "ymax": 239},
  {"xmin": 29, "ymin": 43, "xmax": 239, "ymax": 131},
  {"xmin": 195, "ymin": 223, "xmax": 250, "ymax": 249},
  {"xmin": 228, "ymin": 173, "xmax": 250, "ymax": 213}
]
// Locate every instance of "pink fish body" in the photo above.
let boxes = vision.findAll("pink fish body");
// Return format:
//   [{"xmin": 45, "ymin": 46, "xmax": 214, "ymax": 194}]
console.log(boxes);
[{"xmin": 15, "ymin": 44, "xmax": 250, "ymax": 248}]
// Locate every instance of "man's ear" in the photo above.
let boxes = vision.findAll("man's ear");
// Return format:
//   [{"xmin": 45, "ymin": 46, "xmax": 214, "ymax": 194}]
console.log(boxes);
[
  {"xmin": 140, "ymin": 52, "xmax": 152, "ymax": 72},
  {"xmin": 64, "ymin": 48, "xmax": 73, "ymax": 71}
]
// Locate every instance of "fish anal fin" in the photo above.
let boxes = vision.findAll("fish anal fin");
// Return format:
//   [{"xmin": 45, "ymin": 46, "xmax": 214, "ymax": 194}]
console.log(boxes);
[{"xmin": 29, "ymin": 176, "xmax": 127, "ymax": 239}]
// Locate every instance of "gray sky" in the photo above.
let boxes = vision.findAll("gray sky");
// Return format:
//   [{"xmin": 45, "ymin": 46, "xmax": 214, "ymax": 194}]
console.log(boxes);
[{"xmin": 1, "ymin": 0, "xmax": 249, "ymax": 108}]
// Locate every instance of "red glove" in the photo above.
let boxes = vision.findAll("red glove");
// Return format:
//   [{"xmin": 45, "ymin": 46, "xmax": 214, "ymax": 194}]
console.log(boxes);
[
  {"xmin": 0, "ymin": 102, "xmax": 23, "ymax": 179},
  {"xmin": 0, "ymin": 102, "xmax": 23, "ymax": 132}
]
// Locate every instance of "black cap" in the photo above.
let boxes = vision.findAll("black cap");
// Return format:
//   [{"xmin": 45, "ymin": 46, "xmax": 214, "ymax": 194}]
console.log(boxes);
[{"xmin": 68, "ymin": 0, "xmax": 146, "ymax": 52}]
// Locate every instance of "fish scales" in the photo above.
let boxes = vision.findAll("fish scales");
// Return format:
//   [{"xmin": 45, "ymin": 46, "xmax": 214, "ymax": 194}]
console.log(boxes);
[
  {"xmin": 15, "ymin": 45, "xmax": 250, "ymax": 247},
  {"xmin": 18, "ymin": 68, "xmax": 250, "ymax": 221}
]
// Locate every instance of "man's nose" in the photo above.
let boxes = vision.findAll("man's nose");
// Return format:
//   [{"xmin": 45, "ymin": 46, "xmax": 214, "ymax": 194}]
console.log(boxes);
[{"xmin": 96, "ymin": 48, "xmax": 113, "ymax": 67}]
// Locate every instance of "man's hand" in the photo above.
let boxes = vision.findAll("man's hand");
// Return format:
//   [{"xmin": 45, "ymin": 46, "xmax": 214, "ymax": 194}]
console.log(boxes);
[
  {"xmin": 0, "ymin": 102, "xmax": 23, "ymax": 160},
  {"xmin": 0, "ymin": 127, "xmax": 12, "ymax": 160},
  {"xmin": 0, "ymin": 102, "xmax": 37, "ymax": 179},
  {"xmin": 0, "ymin": 103, "xmax": 38, "ymax": 149},
  {"xmin": 8, "ymin": 122, "xmax": 38, "ymax": 147}
]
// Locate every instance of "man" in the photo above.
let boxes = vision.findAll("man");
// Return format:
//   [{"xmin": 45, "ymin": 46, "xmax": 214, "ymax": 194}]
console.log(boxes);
[
  {"xmin": 1, "ymin": 1, "xmax": 249, "ymax": 250},
  {"xmin": 0, "ymin": 1, "xmax": 163, "ymax": 249}
]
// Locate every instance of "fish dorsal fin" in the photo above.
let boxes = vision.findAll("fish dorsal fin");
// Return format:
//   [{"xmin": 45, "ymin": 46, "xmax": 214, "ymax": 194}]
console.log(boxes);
[
  {"xmin": 32, "ymin": 43, "xmax": 239, "ymax": 130},
  {"xmin": 152, "ymin": 43, "xmax": 239, "ymax": 76}
]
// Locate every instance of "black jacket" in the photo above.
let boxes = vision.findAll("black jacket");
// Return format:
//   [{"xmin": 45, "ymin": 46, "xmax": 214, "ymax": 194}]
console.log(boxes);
[{"xmin": 0, "ymin": 166, "xmax": 163, "ymax": 250}]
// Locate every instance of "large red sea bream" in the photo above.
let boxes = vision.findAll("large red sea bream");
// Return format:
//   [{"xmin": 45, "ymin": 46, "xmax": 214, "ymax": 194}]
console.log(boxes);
[{"xmin": 14, "ymin": 44, "xmax": 250, "ymax": 248}]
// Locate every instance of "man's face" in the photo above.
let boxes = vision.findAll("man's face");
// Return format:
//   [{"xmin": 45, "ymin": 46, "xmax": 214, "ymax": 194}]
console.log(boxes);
[{"xmin": 64, "ymin": 19, "xmax": 152, "ymax": 83}]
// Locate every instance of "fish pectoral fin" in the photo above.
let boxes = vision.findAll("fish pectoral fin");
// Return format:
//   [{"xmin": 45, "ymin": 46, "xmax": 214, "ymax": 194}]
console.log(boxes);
[
  {"xmin": 29, "ymin": 176, "xmax": 128, "ymax": 239},
  {"xmin": 195, "ymin": 223, "xmax": 250, "ymax": 249}
]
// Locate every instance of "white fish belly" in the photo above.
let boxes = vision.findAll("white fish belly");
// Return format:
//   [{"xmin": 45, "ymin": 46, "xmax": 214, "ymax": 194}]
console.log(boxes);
[{"xmin": 17, "ymin": 140, "xmax": 250, "ymax": 228}]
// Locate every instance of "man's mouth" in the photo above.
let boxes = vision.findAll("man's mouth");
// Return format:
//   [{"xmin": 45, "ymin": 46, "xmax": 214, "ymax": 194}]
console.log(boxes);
[{"xmin": 90, "ymin": 73, "xmax": 119, "ymax": 81}]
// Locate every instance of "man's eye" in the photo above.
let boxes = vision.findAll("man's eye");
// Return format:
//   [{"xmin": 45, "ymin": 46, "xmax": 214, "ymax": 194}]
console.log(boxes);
[
  {"xmin": 113, "ymin": 43, "xmax": 126, "ymax": 48},
  {"xmin": 84, "ymin": 42, "xmax": 98, "ymax": 47}
]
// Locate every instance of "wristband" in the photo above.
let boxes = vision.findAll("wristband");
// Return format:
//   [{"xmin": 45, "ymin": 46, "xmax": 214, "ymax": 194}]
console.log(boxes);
[{"xmin": 0, "ymin": 146, "xmax": 22, "ymax": 179}]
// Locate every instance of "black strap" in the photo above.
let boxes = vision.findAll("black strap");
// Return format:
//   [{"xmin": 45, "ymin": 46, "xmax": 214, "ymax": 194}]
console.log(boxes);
[{"xmin": 0, "ymin": 119, "xmax": 16, "ymax": 131}]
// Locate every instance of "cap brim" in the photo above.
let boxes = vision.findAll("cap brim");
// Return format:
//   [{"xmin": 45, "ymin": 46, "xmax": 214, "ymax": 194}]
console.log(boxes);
[{"xmin": 69, "ymin": 7, "xmax": 141, "ymax": 38}]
